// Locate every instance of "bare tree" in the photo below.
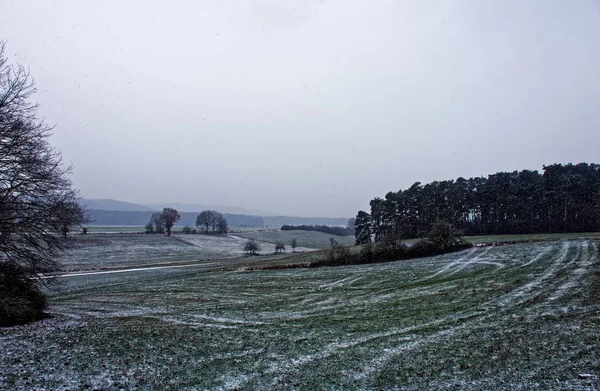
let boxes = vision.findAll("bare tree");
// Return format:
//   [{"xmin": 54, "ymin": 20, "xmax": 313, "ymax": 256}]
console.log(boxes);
[
  {"xmin": 243, "ymin": 239, "xmax": 261, "ymax": 256},
  {"xmin": 217, "ymin": 214, "xmax": 228, "ymax": 234},
  {"xmin": 161, "ymin": 207, "xmax": 180, "ymax": 236},
  {"xmin": 291, "ymin": 238, "xmax": 298, "ymax": 252},
  {"xmin": 196, "ymin": 210, "xmax": 228, "ymax": 234},
  {"xmin": 196, "ymin": 210, "xmax": 215, "ymax": 234},
  {"xmin": 0, "ymin": 42, "xmax": 85, "ymax": 325},
  {"xmin": 148, "ymin": 212, "xmax": 164, "ymax": 234},
  {"xmin": 275, "ymin": 242, "xmax": 286, "ymax": 253},
  {"xmin": 145, "ymin": 221, "xmax": 155, "ymax": 234}
]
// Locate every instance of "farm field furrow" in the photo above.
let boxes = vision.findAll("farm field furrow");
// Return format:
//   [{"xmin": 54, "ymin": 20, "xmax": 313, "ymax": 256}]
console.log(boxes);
[
  {"xmin": 1, "ymin": 239, "xmax": 599, "ymax": 390},
  {"xmin": 55, "ymin": 233, "xmax": 293, "ymax": 272}
]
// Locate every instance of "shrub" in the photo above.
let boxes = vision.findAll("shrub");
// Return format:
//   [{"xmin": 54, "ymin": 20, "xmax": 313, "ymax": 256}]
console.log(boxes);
[
  {"xmin": 324, "ymin": 238, "xmax": 353, "ymax": 265},
  {"xmin": 428, "ymin": 219, "xmax": 465, "ymax": 250},
  {"xmin": 373, "ymin": 236, "xmax": 407, "ymax": 261},
  {"xmin": 359, "ymin": 242, "xmax": 375, "ymax": 263},
  {"xmin": 408, "ymin": 239, "xmax": 438, "ymax": 257},
  {"xmin": 145, "ymin": 222, "xmax": 155, "ymax": 234},
  {"xmin": 0, "ymin": 262, "xmax": 48, "ymax": 327}
]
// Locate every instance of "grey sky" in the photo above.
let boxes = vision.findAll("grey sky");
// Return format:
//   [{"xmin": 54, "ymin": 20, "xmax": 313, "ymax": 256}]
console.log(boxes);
[{"xmin": 2, "ymin": 0, "xmax": 599, "ymax": 217}]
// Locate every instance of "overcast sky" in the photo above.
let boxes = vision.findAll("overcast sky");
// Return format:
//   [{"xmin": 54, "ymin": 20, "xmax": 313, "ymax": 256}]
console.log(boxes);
[{"xmin": 1, "ymin": 0, "xmax": 599, "ymax": 217}]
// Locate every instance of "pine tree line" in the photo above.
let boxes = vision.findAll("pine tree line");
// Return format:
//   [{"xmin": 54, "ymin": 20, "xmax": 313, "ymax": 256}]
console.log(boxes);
[{"xmin": 355, "ymin": 163, "xmax": 600, "ymax": 242}]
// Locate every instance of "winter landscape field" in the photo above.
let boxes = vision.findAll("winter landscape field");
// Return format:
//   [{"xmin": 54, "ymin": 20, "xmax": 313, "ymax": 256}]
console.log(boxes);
[{"xmin": 1, "ymin": 233, "xmax": 599, "ymax": 390}]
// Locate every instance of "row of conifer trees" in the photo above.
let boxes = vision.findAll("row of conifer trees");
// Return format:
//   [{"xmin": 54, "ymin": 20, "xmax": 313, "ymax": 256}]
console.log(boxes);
[{"xmin": 355, "ymin": 163, "xmax": 600, "ymax": 243}]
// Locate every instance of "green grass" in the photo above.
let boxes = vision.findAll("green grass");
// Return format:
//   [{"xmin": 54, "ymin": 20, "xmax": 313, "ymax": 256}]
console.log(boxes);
[
  {"xmin": 2, "ymin": 237, "xmax": 599, "ymax": 390},
  {"xmin": 464, "ymin": 231, "xmax": 600, "ymax": 244},
  {"xmin": 85, "ymin": 225, "xmax": 146, "ymax": 233},
  {"xmin": 233, "ymin": 229, "xmax": 355, "ymax": 249}
]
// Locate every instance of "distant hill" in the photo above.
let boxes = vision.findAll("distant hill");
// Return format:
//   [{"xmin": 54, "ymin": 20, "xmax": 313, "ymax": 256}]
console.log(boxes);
[
  {"xmin": 81, "ymin": 198, "xmax": 351, "ymax": 227},
  {"xmin": 80, "ymin": 199, "xmax": 152, "ymax": 212},
  {"xmin": 87, "ymin": 210, "xmax": 264, "ymax": 228},
  {"xmin": 143, "ymin": 202, "xmax": 271, "ymax": 215}
]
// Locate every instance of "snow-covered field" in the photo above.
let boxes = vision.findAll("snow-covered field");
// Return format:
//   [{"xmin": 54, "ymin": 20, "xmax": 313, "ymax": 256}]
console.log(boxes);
[
  {"xmin": 1, "ymin": 239, "xmax": 599, "ymax": 390},
  {"xmin": 56, "ymin": 233, "xmax": 309, "ymax": 272}
]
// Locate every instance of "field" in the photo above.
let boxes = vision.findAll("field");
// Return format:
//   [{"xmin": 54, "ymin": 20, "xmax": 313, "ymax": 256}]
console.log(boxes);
[
  {"xmin": 56, "ymin": 234, "xmax": 256, "ymax": 272},
  {"xmin": 233, "ymin": 229, "xmax": 355, "ymax": 249},
  {"xmin": 1, "ymin": 235, "xmax": 599, "ymax": 390},
  {"xmin": 56, "ymin": 233, "xmax": 320, "ymax": 273},
  {"xmin": 465, "ymin": 232, "xmax": 600, "ymax": 245},
  {"xmin": 85, "ymin": 225, "xmax": 147, "ymax": 233}
]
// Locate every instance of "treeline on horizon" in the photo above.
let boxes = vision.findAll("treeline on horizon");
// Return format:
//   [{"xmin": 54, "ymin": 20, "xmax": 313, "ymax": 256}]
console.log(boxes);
[
  {"xmin": 281, "ymin": 224, "xmax": 354, "ymax": 236},
  {"xmin": 355, "ymin": 163, "xmax": 600, "ymax": 241},
  {"xmin": 88, "ymin": 211, "xmax": 265, "ymax": 228},
  {"xmin": 86, "ymin": 211, "xmax": 351, "ymax": 228}
]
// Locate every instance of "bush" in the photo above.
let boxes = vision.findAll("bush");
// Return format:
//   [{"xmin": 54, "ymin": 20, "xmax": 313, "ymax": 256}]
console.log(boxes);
[
  {"xmin": 408, "ymin": 239, "xmax": 438, "ymax": 257},
  {"xmin": 359, "ymin": 242, "xmax": 375, "ymax": 263},
  {"xmin": 311, "ymin": 223, "xmax": 472, "ymax": 268},
  {"xmin": 374, "ymin": 236, "xmax": 408, "ymax": 261},
  {"xmin": 428, "ymin": 219, "xmax": 465, "ymax": 250},
  {"xmin": 324, "ymin": 238, "xmax": 353, "ymax": 265},
  {"xmin": 0, "ymin": 263, "xmax": 48, "ymax": 326}
]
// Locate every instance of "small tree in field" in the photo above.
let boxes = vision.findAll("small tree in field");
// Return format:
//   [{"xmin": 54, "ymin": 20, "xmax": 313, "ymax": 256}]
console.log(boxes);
[
  {"xmin": 196, "ymin": 210, "xmax": 228, "ymax": 234},
  {"xmin": 145, "ymin": 222, "xmax": 155, "ymax": 234},
  {"xmin": 147, "ymin": 212, "xmax": 165, "ymax": 234},
  {"xmin": 243, "ymin": 240, "xmax": 261, "ymax": 256},
  {"xmin": 291, "ymin": 238, "xmax": 298, "ymax": 252},
  {"xmin": 56, "ymin": 201, "xmax": 87, "ymax": 239},
  {"xmin": 196, "ymin": 210, "xmax": 213, "ymax": 233},
  {"xmin": 161, "ymin": 207, "xmax": 180, "ymax": 236},
  {"xmin": 217, "ymin": 214, "xmax": 228, "ymax": 234},
  {"xmin": 275, "ymin": 242, "xmax": 286, "ymax": 253}
]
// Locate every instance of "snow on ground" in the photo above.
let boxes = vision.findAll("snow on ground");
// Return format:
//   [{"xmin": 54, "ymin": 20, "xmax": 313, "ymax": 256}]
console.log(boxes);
[
  {"xmin": 2, "ymin": 239, "xmax": 599, "ymax": 390},
  {"xmin": 56, "ymin": 233, "xmax": 316, "ymax": 273}
]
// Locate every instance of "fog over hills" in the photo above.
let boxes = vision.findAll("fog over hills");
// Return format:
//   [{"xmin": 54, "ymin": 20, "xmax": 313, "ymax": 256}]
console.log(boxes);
[
  {"xmin": 80, "ymin": 199, "xmax": 152, "ymax": 212},
  {"xmin": 81, "ymin": 198, "xmax": 270, "ymax": 215},
  {"xmin": 81, "ymin": 199, "xmax": 351, "ymax": 227},
  {"xmin": 143, "ymin": 203, "xmax": 275, "ymax": 216}
]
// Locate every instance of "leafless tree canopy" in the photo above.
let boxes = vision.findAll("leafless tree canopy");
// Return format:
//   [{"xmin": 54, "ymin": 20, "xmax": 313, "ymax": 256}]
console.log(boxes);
[
  {"xmin": 196, "ymin": 210, "xmax": 228, "ymax": 234},
  {"xmin": 0, "ymin": 41, "xmax": 84, "ymax": 278},
  {"xmin": 161, "ymin": 207, "xmax": 180, "ymax": 236},
  {"xmin": 243, "ymin": 239, "xmax": 261, "ymax": 256},
  {"xmin": 275, "ymin": 242, "xmax": 285, "ymax": 253}
]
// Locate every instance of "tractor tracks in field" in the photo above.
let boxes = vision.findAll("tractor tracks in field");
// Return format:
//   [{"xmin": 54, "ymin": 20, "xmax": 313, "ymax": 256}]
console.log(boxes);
[
  {"xmin": 236, "ymin": 240, "xmax": 596, "ymax": 388},
  {"xmin": 350, "ymin": 240, "xmax": 594, "ymax": 384},
  {"xmin": 51, "ymin": 262, "xmax": 219, "ymax": 278}
]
